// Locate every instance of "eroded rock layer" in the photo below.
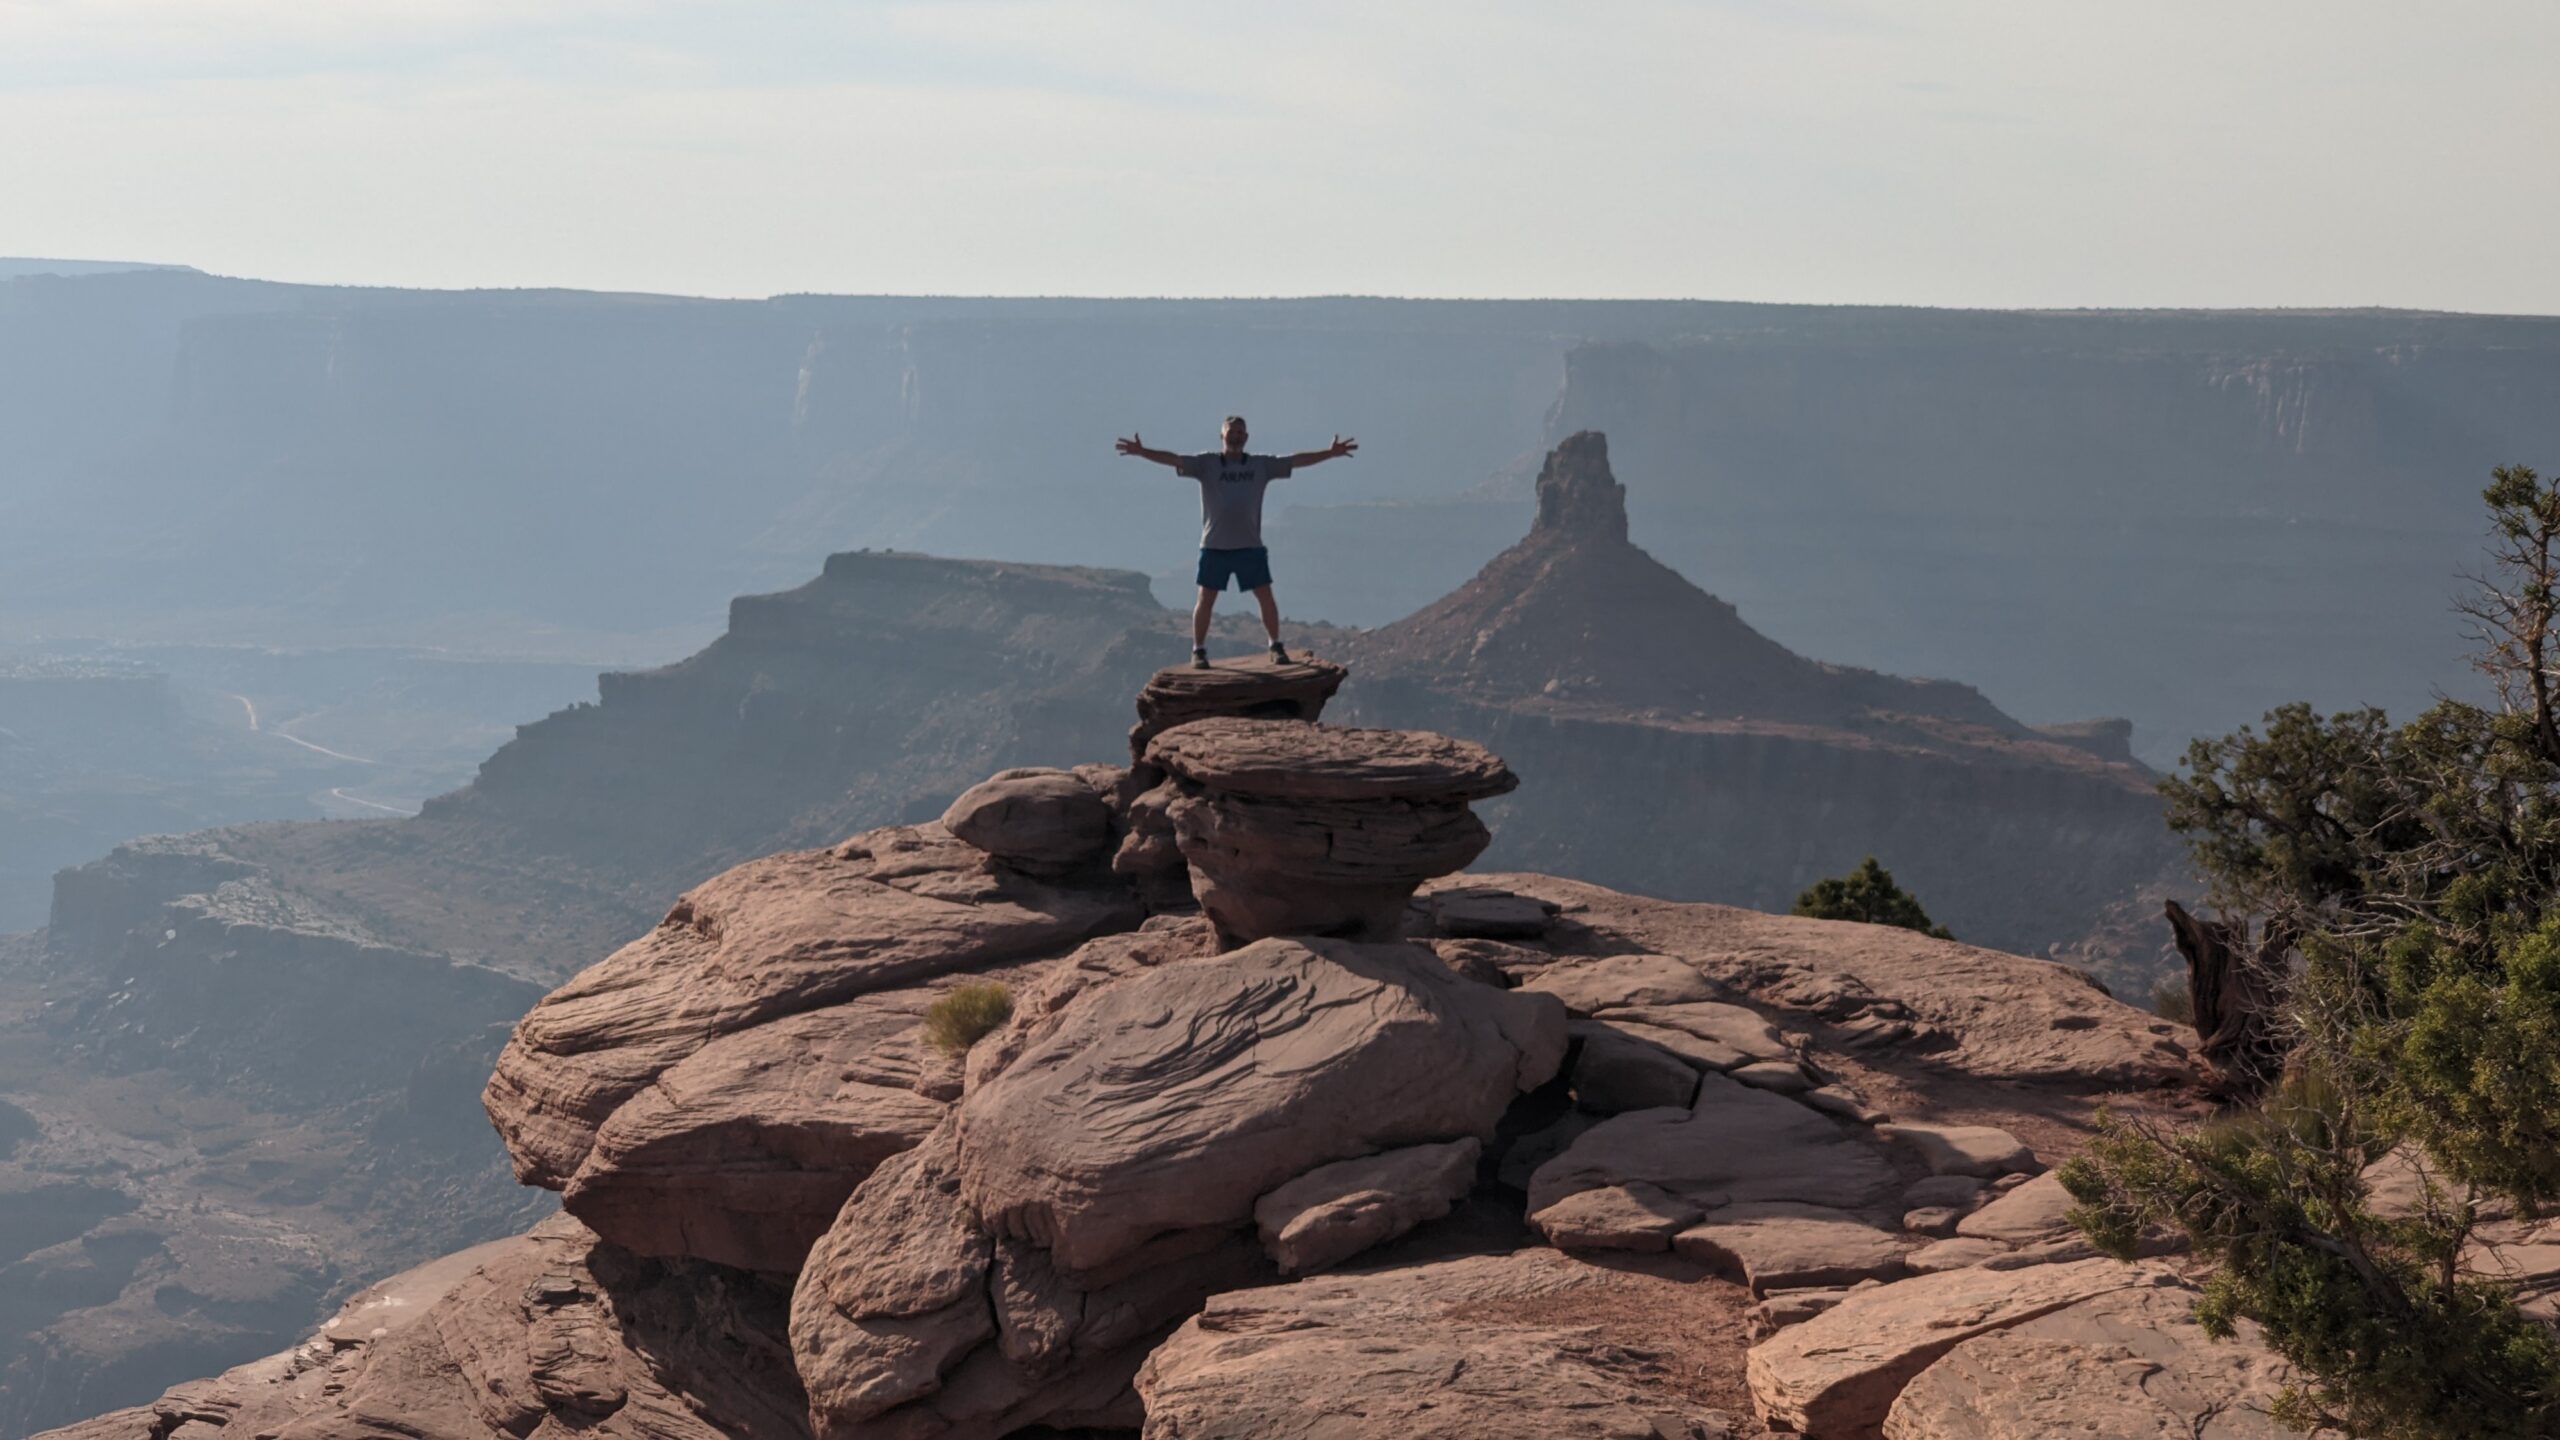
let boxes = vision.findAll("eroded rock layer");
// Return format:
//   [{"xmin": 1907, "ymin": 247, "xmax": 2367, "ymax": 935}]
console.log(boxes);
[
  {"xmin": 483, "ymin": 825, "xmax": 1139, "ymax": 1271},
  {"xmin": 53, "ymin": 667, "xmax": 2296, "ymax": 1440},
  {"xmin": 790, "ymin": 936, "xmax": 1566, "ymax": 1437},
  {"xmin": 1145, "ymin": 718, "xmax": 1517, "ymax": 944}
]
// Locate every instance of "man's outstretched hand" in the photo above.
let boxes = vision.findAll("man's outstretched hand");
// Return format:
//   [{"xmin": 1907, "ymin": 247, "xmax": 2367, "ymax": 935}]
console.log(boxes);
[
  {"xmin": 1118, "ymin": 433, "xmax": 1182, "ymax": 467},
  {"xmin": 1325, "ymin": 435, "xmax": 1359, "ymax": 459}
]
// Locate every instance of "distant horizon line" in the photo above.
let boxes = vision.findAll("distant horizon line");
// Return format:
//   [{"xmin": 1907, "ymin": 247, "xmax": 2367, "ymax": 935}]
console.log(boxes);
[{"xmin": 8, "ymin": 257, "xmax": 2560, "ymax": 322}]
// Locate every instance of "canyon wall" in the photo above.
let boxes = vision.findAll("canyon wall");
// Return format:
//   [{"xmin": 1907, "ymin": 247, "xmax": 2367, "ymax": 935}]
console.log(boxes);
[
  {"xmin": 17, "ymin": 274, "xmax": 2555, "ymax": 769},
  {"xmin": 1350, "ymin": 683, "xmax": 2174, "ymax": 963},
  {"xmin": 1548, "ymin": 322, "xmax": 2560, "ymax": 755}
]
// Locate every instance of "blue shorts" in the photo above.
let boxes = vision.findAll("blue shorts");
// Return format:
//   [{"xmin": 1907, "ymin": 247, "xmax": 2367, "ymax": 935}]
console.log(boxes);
[{"xmin": 1196, "ymin": 546, "xmax": 1273, "ymax": 592}]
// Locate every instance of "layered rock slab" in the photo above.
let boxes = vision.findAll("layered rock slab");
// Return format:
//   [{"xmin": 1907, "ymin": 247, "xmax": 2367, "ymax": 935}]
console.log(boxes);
[
  {"xmin": 1446, "ymin": 873, "xmax": 2196, "ymax": 1089},
  {"xmin": 956, "ymin": 936, "xmax": 1564, "ymax": 1272},
  {"xmin": 1747, "ymin": 1256, "xmax": 2163, "ymax": 1438},
  {"xmin": 558, "ymin": 999, "xmax": 950, "ymax": 1273},
  {"xmin": 1146, "ymin": 718, "xmax": 1517, "ymax": 943},
  {"xmin": 1135, "ymin": 1249, "xmax": 1737, "ymax": 1439},
  {"xmin": 1882, "ymin": 1283, "xmax": 2299, "ymax": 1439},
  {"xmin": 1129, "ymin": 657, "xmax": 1348, "ymax": 759},
  {"xmin": 1528, "ymin": 1073, "xmax": 1898, "ymax": 1250},
  {"xmin": 484, "ymin": 824, "xmax": 1139, "ymax": 1270},
  {"xmin": 1675, "ymin": 1203, "xmax": 1911, "ymax": 1295},
  {"xmin": 792, "ymin": 937, "xmax": 1568, "ymax": 1437},
  {"xmin": 1253, "ymin": 1138, "xmax": 1482, "ymax": 1275},
  {"xmin": 38, "ymin": 1214, "xmax": 809, "ymax": 1440},
  {"xmin": 1114, "ymin": 661, "xmax": 1349, "ymax": 908}
]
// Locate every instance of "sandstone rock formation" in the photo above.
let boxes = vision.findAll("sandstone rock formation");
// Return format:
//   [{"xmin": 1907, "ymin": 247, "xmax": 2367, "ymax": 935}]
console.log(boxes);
[
  {"xmin": 1252, "ymin": 1138, "xmax": 1480, "ymax": 1275},
  {"xmin": 43, "ymin": 657, "xmax": 2293, "ymax": 1440},
  {"xmin": 1146, "ymin": 717, "xmax": 1517, "ymax": 943},
  {"xmin": 1128, "ymin": 657, "xmax": 1347, "ymax": 760},
  {"xmin": 1881, "ymin": 1283, "xmax": 2300, "ymax": 1439},
  {"xmin": 940, "ymin": 767, "xmax": 1117, "ymax": 876},
  {"xmin": 482, "ymin": 825, "xmax": 1140, "ymax": 1273},
  {"xmin": 11, "ymin": 429, "xmax": 2209, "ymax": 1420},
  {"xmin": 1113, "ymin": 660, "xmax": 1349, "ymax": 909},
  {"xmin": 788, "ymin": 937, "xmax": 1565, "ymax": 1436},
  {"xmin": 37, "ymin": 1215, "xmax": 809, "ymax": 1440},
  {"xmin": 1135, "ymin": 1250, "xmax": 1741, "ymax": 1438},
  {"xmin": 952, "ymin": 937, "xmax": 1560, "ymax": 1272},
  {"xmin": 1749, "ymin": 1257, "xmax": 2162, "ymax": 1436}
]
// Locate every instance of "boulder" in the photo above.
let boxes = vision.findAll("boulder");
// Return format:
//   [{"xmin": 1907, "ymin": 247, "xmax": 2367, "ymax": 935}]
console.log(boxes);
[
  {"xmin": 1528, "ymin": 1073, "xmax": 1898, "ymax": 1223},
  {"xmin": 1731, "ymin": 1060, "xmax": 1813, "ymax": 1095},
  {"xmin": 940, "ymin": 767, "xmax": 1114, "ymax": 874},
  {"xmin": 1146, "ymin": 719, "xmax": 1517, "ymax": 944},
  {"xmin": 1426, "ymin": 884, "xmax": 1560, "ymax": 939},
  {"xmin": 1745, "ymin": 1281, "xmax": 1878, "ymax": 1340},
  {"xmin": 1877, "ymin": 1123, "xmax": 2040, "ymax": 1178},
  {"xmin": 41, "ymin": 1215, "xmax": 811, "ymax": 1440},
  {"xmin": 1253, "ymin": 1138, "xmax": 1482, "ymax": 1275},
  {"xmin": 955, "ymin": 937, "xmax": 1563, "ymax": 1273},
  {"xmin": 1747, "ymin": 1256, "xmax": 2162, "ymax": 1438},
  {"xmin": 1803, "ymin": 1084, "xmax": 1889, "ymax": 1125},
  {"xmin": 1903, "ymin": 1237, "xmax": 2012, "ymax": 1274},
  {"xmin": 1529, "ymin": 1179, "xmax": 1701, "ymax": 1252},
  {"xmin": 560, "ymin": 998, "xmax": 949, "ymax": 1272},
  {"xmin": 1602, "ymin": 1002, "xmax": 1794, "ymax": 1070},
  {"xmin": 1496, "ymin": 1109, "xmax": 1596, "ymax": 1191},
  {"xmin": 961, "ymin": 918, "xmax": 1222, "ymax": 1093},
  {"xmin": 1673, "ymin": 1203, "xmax": 1909, "ymax": 1295},
  {"xmin": 1902, "ymin": 1175, "xmax": 1986, "ymax": 1210},
  {"xmin": 790, "ymin": 1131, "xmax": 1261, "ymax": 1439},
  {"xmin": 1953, "ymin": 1170, "xmax": 2077, "ymax": 1246},
  {"xmin": 1464, "ymin": 873, "xmax": 2198, "ymax": 1090},
  {"xmin": 483, "ymin": 825, "xmax": 1139, "ymax": 1241},
  {"xmin": 795, "ymin": 937, "xmax": 1564, "ymax": 1436},
  {"xmin": 1129, "ymin": 656, "xmax": 1347, "ymax": 760},
  {"xmin": 1135, "ymin": 1249, "xmax": 1739, "ymax": 1439},
  {"xmin": 1883, "ymin": 1282, "xmax": 2298, "ymax": 1439},
  {"xmin": 1570, "ymin": 1022, "xmax": 1703, "ymax": 1113},
  {"xmin": 1111, "ymin": 775, "xmax": 1195, "ymax": 909},
  {"xmin": 1519, "ymin": 953, "xmax": 1724, "ymax": 1013}
]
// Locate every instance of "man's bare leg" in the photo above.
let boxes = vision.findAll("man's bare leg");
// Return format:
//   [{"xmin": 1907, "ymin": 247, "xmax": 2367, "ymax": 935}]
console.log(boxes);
[
  {"xmin": 1191, "ymin": 587, "xmax": 1217, "ymax": 665},
  {"xmin": 1252, "ymin": 585, "xmax": 1287, "ymax": 661}
]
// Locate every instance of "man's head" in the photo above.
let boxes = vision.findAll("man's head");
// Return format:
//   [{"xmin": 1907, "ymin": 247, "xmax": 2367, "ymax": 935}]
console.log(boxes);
[{"xmin": 1220, "ymin": 415, "xmax": 1248, "ymax": 453}]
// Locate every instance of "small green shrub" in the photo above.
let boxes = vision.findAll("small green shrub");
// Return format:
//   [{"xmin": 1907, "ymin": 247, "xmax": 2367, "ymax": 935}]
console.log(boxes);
[
  {"xmin": 2153, "ymin": 974, "xmax": 2196, "ymax": 1027},
  {"xmin": 1792, "ymin": 856, "xmax": 1954, "ymax": 940},
  {"xmin": 925, "ymin": 982, "xmax": 1014, "ymax": 1055}
]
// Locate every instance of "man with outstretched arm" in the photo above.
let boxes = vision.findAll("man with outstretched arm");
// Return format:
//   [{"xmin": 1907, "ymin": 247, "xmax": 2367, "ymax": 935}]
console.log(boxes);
[{"xmin": 1115, "ymin": 415, "xmax": 1358, "ymax": 668}]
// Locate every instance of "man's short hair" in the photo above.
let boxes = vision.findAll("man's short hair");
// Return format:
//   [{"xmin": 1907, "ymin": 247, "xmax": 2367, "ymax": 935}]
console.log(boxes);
[{"xmin": 1221, "ymin": 415, "xmax": 1247, "ymax": 431}]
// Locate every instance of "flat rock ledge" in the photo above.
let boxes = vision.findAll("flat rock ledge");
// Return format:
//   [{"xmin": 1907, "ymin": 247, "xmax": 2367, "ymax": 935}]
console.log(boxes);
[
  {"xmin": 1145, "ymin": 717, "xmax": 1519, "ymax": 944},
  {"xmin": 1136, "ymin": 1250, "xmax": 1739, "ymax": 1439},
  {"xmin": 1128, "ymin": 656, "xmax": 1348, "ymax": 760}
]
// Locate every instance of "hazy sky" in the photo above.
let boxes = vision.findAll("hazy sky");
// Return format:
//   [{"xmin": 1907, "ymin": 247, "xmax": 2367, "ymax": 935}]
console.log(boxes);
[{"xmin": 5, "ymin": 0, "xmax": 2556, "ymax": 310}]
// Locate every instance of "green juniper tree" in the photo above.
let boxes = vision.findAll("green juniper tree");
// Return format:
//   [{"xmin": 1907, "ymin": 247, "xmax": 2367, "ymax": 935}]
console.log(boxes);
[
  {"xmin": 2064, "ymin": 465, "xmax": 2560, "ymax": 1438},
  {"xmin": 1792, "ymin": 856, "xmax": 1954, "ymax": 940}
]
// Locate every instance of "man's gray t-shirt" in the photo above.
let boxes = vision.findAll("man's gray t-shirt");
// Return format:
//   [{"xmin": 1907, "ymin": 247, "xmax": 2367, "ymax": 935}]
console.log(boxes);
[{"xmin": 1179, "ymin": 452, "xmax": 1293, "ymax": 549}]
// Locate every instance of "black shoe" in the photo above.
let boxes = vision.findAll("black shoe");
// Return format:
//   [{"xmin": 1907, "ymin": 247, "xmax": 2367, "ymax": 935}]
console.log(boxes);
[
  {"xmin": 1268, "ymin": 641, "xmax": 1290, "ymax": 664},
  {"xmin": 1191, "ymin": 647, "xmax": 1211, "ymax": 670}
]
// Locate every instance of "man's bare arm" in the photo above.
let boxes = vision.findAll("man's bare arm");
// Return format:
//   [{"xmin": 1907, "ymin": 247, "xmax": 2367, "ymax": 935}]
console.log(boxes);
[
  {"xmin": 1116, "ymin": 433, "xmax": 1187, "ymax": 468},
  {"xmin": 1283, "ymin": 435, "xmax": 1359, "ymax": 469}
]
